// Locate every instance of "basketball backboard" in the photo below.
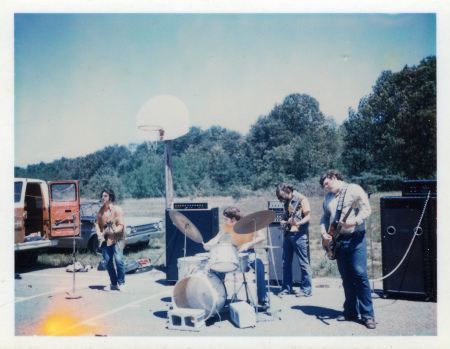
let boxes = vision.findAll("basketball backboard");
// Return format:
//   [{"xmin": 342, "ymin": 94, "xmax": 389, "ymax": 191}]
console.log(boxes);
[{"xmin": 136, "ymin": 94, "xmax": 190, "ymax": 142}]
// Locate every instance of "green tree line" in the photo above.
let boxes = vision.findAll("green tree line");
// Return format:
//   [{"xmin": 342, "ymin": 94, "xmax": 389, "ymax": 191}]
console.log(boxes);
[{"xmin": 15, "ymin": 56, "xmax": 436, "ymax": 200}]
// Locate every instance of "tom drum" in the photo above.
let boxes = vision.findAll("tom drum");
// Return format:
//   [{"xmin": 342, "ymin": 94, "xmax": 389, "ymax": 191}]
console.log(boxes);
[
  {"xmin": 177, "ymin": 255, "xmax": 208, "ymax": 280},
  {"xmin": 209, "ymin": 243, "xmax": 239, "ymax": 273}
]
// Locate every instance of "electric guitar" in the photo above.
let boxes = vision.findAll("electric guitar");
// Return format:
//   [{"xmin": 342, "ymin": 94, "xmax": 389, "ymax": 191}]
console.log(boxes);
[
  {"xmin": 283, "ymin": 196, "xmax": 302, "ymax": 237},
  {"xmin": 97, "ymin": 217, "xmax": 119, "ymax": 252},
  {"xmin": 322, "ymin": 196, "xmax": 362, "ymax": 260}
]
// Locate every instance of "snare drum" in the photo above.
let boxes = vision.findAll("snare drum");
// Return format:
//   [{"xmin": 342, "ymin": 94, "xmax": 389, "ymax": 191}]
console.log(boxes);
[
  {"xmin": 209, "ymin": 243, "xmax": 239, "ymax": 273},
  {"xmin": 177, "ymin": 255, "xmax": 208, "ymax": 280},
  {"xmin": 173, "ymin": 270, "xmax": 227, "ymax": 320}
]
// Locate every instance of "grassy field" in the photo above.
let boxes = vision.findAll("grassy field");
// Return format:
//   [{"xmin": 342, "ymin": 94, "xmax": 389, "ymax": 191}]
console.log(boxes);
[{"xmin": 35, "ymin": 191, "xmax": 400, "ymax": 281}]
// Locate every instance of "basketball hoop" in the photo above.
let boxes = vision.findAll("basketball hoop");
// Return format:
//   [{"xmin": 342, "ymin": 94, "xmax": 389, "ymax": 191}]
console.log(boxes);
[{"xmin": 137, "ymin": 124, "xmax": 165, "ymax": 152}]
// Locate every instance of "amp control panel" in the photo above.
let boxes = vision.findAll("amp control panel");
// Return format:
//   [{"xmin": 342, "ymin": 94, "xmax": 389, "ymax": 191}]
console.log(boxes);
[{"xmin": 267, "ymin": 201, "xmax": 285, "ymax": 224}]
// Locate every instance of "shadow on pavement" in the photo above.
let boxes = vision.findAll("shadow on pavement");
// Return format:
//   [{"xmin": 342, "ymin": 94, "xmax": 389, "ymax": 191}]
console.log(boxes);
[
  {"xmin": 293, "ymin": 305, "xmax": 343, "ymax": 325},
  {"xmin": 155, "ymin": 278, "xmax": 174, "ymax": 286}
]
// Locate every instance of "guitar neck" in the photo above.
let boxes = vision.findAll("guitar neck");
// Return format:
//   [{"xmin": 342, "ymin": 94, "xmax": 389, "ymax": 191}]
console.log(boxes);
[{"xmin": 289, "ymin": 196, "xmax": 301, "ymax": 219}]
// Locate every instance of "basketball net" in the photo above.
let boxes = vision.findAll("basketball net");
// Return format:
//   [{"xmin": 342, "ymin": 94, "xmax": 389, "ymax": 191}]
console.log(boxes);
[{"xmin": 137, "ymin": 125, "xmax": 165, "ymax": 152}]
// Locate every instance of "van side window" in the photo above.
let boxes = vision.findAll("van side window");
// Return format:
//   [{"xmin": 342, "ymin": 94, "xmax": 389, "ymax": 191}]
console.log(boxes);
[
  {"xmin": 51, "ymin": 183, "xmax": 77, "ymax": 202},
  {"xmin": 14, "ymin": 182, "xmax": 23, "ymax": 203}
]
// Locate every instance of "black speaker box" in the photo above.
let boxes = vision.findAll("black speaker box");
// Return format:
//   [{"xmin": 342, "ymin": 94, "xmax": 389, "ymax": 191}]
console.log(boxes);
[
  {"xmin": 267, "ymin": 223, "xmax": 310, "ymax": 285},
  {"xmin": 165, "ymin": 208, "xmax": 219, "ymax": 283},
  {"xmin": 380, "ymin": 196, "xmax": 437, "ymax": 301}
]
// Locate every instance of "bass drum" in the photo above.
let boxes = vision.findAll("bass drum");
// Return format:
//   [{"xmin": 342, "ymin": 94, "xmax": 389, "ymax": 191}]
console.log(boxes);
[{"xmin": 172, "ymin": 271, "xmax": 227, "ymax": 320}]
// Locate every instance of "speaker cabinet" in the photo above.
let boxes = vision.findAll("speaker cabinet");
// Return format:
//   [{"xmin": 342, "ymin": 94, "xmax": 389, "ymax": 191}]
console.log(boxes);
[
  {"xmin": 267, "ymin": 223, "xmax": 310, "ymax": 285},
  {"xmin": 165, "ymin": 208, "xmax": 219, "ymax": 283},
  {"xmin": 380, "ymin": 196, "xmax": 437, "ymax": 301}
]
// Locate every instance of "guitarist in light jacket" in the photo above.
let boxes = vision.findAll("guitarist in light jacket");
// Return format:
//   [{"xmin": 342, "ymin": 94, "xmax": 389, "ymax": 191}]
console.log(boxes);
[
  {"xmin": 319, "ymin": 169, "xmax": 376, "ymax": 329},
  {"xmin": 95, "ymin": 188, "xmax": 126, "ymax": 292},
  {"xmin": 276, "ymin": 182, "xmax": 312, "ymax": 297}
]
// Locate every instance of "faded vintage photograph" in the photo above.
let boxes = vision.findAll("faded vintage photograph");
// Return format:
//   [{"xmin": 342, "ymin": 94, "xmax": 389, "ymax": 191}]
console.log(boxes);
[{"xmin": 2, "ymin": 1, "xmax": 447, "ymax": 348}]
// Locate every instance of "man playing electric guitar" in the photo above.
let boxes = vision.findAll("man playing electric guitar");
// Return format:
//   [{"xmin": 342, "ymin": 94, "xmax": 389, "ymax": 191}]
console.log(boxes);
[
  {"xmin": 95, "ymin": 188, "xmax": 126, "ymax": 291},
  {"xmin": 276, "ymin": 182, "xmax": 312, "ymax": 297},
  {"xmin": 323, "ymin": 196, "xmax": 362, "ymax": 260},
  {"xmin": 319, "ymin": 170, "xmax": 376, "ymax": 329}
]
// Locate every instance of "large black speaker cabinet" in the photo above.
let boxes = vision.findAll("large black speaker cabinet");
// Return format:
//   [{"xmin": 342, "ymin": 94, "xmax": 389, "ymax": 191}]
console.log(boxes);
[
  {"xmin": 165, "ymin": 208, "xmax": 219, "ymax": 283},
  {"xmin": 380, "ymin": 196, "xmax": 437, "ymax": 301},
  {"xmin": 267, "ymin": 223, "xmax": 310, "ymax": 285}
]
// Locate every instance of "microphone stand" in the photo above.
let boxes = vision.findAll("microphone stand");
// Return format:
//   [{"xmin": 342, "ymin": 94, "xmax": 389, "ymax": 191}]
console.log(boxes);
[{"xmin": 56, "ymin": 210, "xmax": 83, "ymax": 300}]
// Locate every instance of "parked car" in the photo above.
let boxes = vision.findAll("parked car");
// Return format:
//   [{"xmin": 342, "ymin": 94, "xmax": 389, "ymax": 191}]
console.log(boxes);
[{"xmin": 52, "ymin": 201, "xmax": 164, "ymax": 253}]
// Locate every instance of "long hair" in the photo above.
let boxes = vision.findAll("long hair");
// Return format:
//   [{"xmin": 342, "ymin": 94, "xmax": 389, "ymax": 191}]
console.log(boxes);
[
  {"xmin": 276, "ymin": 182, "xmax": 295, "ymax": 203},
  {"xmin": 100, "ymin": 188, "xmax": 116, "ymax": 202},
  {"xmin": 223, "ymin": 206, "xmax": 244, "ymax": 221},
  {"xmin": 319, "ymin": 170, "xmax": 344, "ymax": 187}
]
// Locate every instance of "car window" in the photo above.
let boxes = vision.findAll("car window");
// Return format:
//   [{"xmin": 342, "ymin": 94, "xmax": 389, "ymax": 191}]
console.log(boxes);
[
  {"xmin": 81, "ymin": 203, "xmax": 101, "ymax": 217},
  {"xmin": 14, "ymin": 182, "xmax": 23, "ymax": 203},
  {"xmin": 51, "ymin": 183, "xmax": 77, "ymax": 202}
]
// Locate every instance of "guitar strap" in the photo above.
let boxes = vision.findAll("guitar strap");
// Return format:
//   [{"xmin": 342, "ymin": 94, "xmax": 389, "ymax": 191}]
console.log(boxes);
[
  {"xmin": 334, "ymin": 183, "xmax": 349, "ymax": 222},
  {"xmin": 290, "ymin": 194, "xmax": 303, "ymax": 218}
]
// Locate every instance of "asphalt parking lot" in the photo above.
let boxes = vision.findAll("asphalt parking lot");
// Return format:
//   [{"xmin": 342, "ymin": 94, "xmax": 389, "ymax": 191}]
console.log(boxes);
[{"xmin": 9, "ymin": 263, "xmax": 441, "ymax": 349}]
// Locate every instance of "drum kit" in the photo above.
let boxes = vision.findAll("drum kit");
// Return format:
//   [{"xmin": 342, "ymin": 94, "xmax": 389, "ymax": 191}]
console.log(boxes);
[{"xmin": 169, "ymin": 209, "xmax": 281, "ymax": 323}]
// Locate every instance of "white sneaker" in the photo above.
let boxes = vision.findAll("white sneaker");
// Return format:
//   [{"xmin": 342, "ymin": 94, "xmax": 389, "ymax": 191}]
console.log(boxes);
[
  {"xmin": 110, "ymin": 284, "xmax": 120, "ymax": 291},
  {"xmin": 118, "ymin": 284, "xmax": 126, "ymax": 292}
]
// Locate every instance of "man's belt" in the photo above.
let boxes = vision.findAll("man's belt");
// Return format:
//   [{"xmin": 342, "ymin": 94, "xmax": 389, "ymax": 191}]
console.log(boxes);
[{"xmin": 340, "ymin": 230, "xmax": 366, "ymax": 237}]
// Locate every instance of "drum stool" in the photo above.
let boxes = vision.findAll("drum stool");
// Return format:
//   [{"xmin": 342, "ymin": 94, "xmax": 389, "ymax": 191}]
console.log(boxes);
[{"xmin": 167, "ymin": 308, "xmax": 206, "ymax": 331}]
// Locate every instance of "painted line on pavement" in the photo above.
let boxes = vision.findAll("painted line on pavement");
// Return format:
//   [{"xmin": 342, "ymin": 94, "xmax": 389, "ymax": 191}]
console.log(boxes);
[
  {"xmin": 52, "ymin": 290, "xmax": 171, "ymax": 336},
  {"xmin": 14, "ymin": 276, "xmax": 111, "ymax": 303}
]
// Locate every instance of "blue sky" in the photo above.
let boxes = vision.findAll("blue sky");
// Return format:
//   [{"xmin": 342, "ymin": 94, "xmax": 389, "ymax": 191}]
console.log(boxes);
[{"xmin": 14, "ymin": 13, "xmax": 436, "ymax": 167}]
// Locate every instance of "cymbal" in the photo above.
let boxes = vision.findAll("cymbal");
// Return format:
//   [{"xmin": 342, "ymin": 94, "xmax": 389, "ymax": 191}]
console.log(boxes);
[
  {"xmin": 169, "ymin": 211, "xmax": 203, "ymax": 244},
  {"xmin": 233, "ymin": 210, "xmax": 277, "ymax": 235}
]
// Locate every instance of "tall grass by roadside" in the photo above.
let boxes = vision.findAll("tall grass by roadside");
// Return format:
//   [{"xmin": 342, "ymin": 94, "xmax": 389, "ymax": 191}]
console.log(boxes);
[{"xmin": 36, "ymin": 192, "xmax": 398, "ymax": 279}]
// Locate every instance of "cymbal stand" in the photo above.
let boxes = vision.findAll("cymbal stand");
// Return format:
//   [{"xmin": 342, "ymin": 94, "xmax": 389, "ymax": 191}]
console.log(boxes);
[
  {"xmin": 251, "ymin": 218, "xmax": 260, "ymax": 315},
  {"xmin": 183, "ymin": 223, "xmax": 188, "ymax": 258},
  {"xmin": 260, "ymin": 242, "xmax": 281, "ymax": 321},
  {"xmin": 250, "ymin": 219, "xmax": 280, "ymax": 322},
  {"xmin": 56, "ymin": 210, "xmax": 83, "ymax": 300},
  {"xmin": 230, "ymin": 270, "xmax": 255, "ymax": 306}
]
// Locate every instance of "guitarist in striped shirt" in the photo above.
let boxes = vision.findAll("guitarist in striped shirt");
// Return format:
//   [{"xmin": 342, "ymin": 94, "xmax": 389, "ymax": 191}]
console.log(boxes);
[{"xmin": 276, "ymin": 182, "xmax": 312, "ymax": 297}]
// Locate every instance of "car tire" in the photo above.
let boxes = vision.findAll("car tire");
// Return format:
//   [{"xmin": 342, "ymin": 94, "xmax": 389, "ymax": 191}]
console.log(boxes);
[
  {"xmin": 89, "ymin": 236, "xmax": 102, "ymax": 255},
  {"xmin": 137, "ymin": 240, "xmax": 150, "ymax": 249},
  {"xmin": 15, "ymin": 250, "xmax": 39, "ymax": 268}
]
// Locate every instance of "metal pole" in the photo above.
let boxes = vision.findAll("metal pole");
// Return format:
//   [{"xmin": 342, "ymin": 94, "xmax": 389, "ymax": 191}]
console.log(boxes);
[
  {"xmin": 66, "ymin": 212, "xmax": 82, "ymax": 299},
  {"xmin": 367, "ymin": 192, "xmax": 375, "ymax": 293},
  {"xmin": 164, "ymin": 140, "xmax": 174, "ymax": 209}
]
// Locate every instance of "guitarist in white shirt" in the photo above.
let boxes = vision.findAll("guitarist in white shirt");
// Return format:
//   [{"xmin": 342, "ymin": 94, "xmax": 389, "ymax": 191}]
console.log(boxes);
[
  {"xmin": 319, "ymin": 170, "xmax": 376, "ymax": 329},
  {"xmin": 276, "ymin": 182, "xmax": 313, "ymax": 297}
]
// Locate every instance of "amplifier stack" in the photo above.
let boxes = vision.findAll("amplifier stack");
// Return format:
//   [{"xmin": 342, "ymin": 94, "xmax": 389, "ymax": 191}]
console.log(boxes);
[
  {"xmin": 165, "ymin": 203, "xmax": 219, "ymax": 283},
  {"xmin": 381, "ymin": 179, "xmax": 437, "ymax": 301}
]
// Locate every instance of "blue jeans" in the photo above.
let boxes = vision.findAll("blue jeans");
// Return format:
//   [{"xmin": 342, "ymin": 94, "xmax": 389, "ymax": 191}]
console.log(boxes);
[
  {"xmin": 248, "ymin": 250, "xmax": 267, "ymax": 303},
  {"xmin": 336, "ymin": 233, "xmax": 374, "ymax": 320},
  {"xmin": 102, "ymin": 240, "xmax": 125, "ymax": 285},
  {"xmin": 282, "ymin": 229, "xmax": 312, "ymax": 296}
]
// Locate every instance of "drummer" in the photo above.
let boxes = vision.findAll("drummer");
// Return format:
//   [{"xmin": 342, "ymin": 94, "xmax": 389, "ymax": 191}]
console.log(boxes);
[{"xmin": 203, "ymin": 206, "xmax": 269, "ymax": 310}]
